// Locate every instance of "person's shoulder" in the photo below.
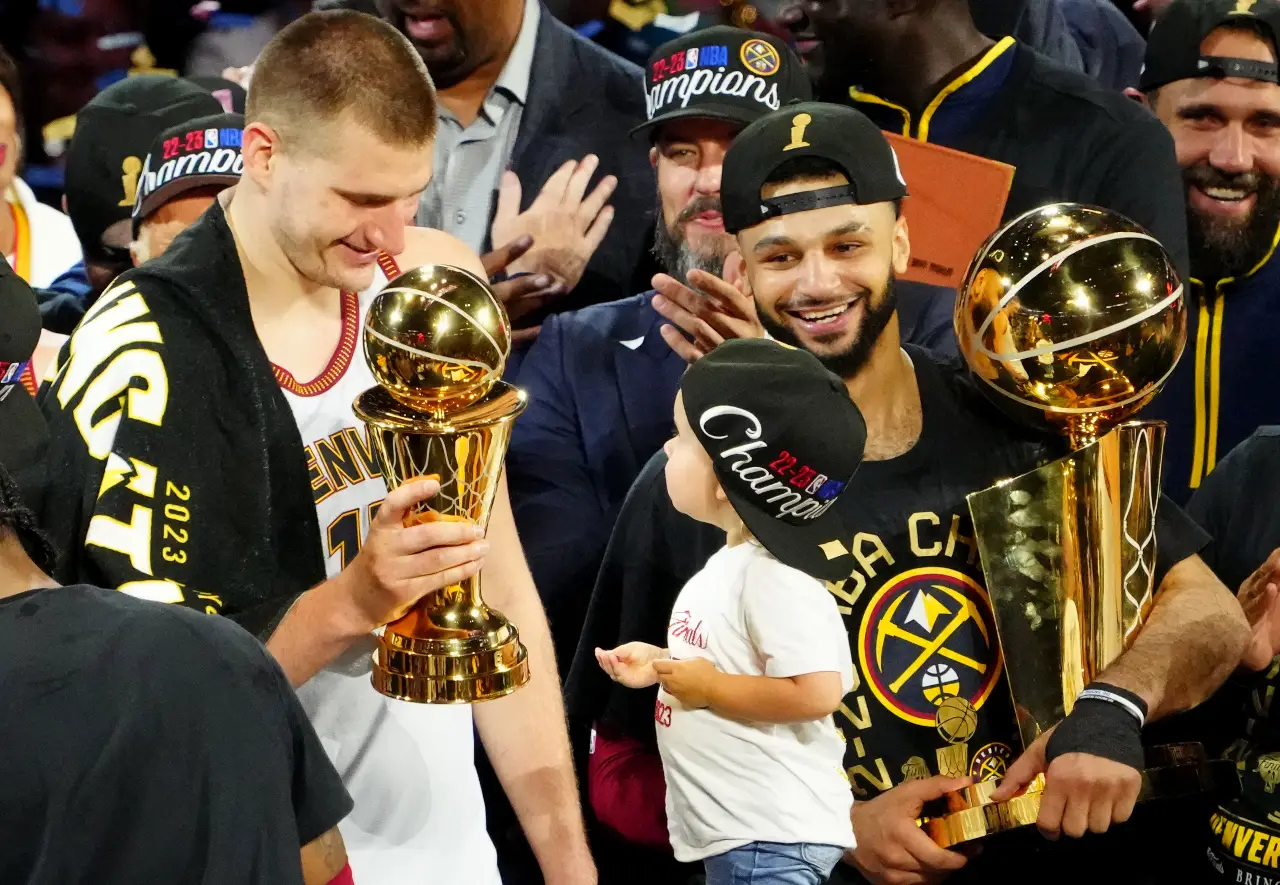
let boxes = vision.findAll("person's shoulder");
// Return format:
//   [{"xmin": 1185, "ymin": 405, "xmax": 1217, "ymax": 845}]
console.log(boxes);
[
  {"xmin": 1209, "ymin": 426, "xmax": 1280, "ymax": 479},
  {"xmin": 21, "ymin": 585, "xmax": 274, "ymax": 676},
  {"xmin": 398, "ymin": 227, "xmax": 487, "ymax": 280},
  {"xmin": 1017, "ymin": 43, "xmax": 1165, "ymax": 132},
  {"xmin": 546, "ymin": 291, "xmax": 657, "ymax": 342},
  {"xmin": 546, "ymin": 13, "xmax": 645, "ymax": 82},
  {"xmin": 909, "ymin": 345, "xmax": 1057, "ymax": 446}
]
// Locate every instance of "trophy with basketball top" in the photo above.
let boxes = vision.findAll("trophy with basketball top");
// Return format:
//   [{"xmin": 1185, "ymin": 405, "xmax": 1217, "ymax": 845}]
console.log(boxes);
[
  {"xmin": 920, "ymin": 203, "xmax": 1230, "ymax": 846},
  {"xmin": 353, "ymin": 265, "xmax": 530, "ymax": 704}
]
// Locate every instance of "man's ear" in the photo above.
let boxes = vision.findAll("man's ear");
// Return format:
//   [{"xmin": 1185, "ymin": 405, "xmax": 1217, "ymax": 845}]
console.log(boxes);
[
  {"xmin": 649, "ymin": 145, "xmax": 658, "ymax": 169},
  {"xmin": 1124, "ymin": 86, "xmax": 1152, "ymax": 109},
  {"xmin": 892, "ymin": 213, "xmax": 910, "ymax": 276},
  {"xmin": 240, "ymin": 121, "xmax": 281, "ymax": 186}
]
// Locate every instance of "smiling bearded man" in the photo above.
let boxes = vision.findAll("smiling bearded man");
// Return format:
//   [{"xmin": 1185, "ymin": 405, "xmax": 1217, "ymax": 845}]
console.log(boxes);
[{"xmin": 1133, "ymin": 0, "xmax": 1280, "ymax": 505}]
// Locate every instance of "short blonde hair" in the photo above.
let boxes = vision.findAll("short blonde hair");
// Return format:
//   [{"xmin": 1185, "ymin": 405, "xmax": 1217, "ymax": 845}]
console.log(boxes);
[{"xmin": 246, "ymin": 10, "xmax": 437, "ymax": 152}]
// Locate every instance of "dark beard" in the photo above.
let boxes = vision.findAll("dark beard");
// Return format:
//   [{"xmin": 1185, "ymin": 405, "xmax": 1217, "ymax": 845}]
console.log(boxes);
[
  {"xmin": 652, "ymin": 194, "xmax": 731, "ymax": 283},
  {"xmin": 1185, "ymin": 163, "xmax": 1280, "ymax": 283},
  {"xmin": 757, "ymin": 275, "xmax": 899, "ymax": 379}
]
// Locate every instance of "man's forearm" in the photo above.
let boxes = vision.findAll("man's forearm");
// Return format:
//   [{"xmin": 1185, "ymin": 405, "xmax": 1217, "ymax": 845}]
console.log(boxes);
[
  {"xmin": 267, "ymin": 574, "xmax": 367, "ymax": 687},
  {"xmin": 1099, "ymin": 555, "xmax": 1249, "ymax": 720},
  {"xmin": 475, "ymin": 474, "xmax": 593, "ymax": 883},
  {"xmin": 474, "ymin": 580, "xmax": 593, "ymax": 882}
]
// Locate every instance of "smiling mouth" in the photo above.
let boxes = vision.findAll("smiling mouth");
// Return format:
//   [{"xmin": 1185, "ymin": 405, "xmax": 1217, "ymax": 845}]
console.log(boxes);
[
  {"xmin": 1198, "ymin": 185, "xmax": 1254, "ymax": 202},
  {"xmin": 785, "ymin": 299, "xmax": 858, "ymax": 323}
]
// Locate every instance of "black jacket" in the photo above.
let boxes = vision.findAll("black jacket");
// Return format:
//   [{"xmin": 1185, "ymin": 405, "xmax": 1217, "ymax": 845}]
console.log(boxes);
[
  {"xmin": 508, "ymin": 10, "xmax": 658, "ymax": 314},
  {"xmin": 315, "ymin": 1, "xmax": 658, "ymax": 313}
]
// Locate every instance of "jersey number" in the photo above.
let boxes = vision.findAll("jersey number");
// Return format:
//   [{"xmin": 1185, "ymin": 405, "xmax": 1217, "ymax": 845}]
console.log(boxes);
[{"xmin": 326, "ymin": 500, "xmax": 383, "ymax": 570}]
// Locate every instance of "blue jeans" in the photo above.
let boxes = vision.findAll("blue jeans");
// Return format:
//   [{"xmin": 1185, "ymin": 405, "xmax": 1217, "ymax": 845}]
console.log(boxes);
[{"xmin": 703, "ymin": 842, "xmax": 847, "ymax": 885}]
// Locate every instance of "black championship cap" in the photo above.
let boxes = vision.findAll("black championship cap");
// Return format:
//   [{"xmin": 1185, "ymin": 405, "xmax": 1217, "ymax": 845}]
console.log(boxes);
[
  {"xmin": 133, "ymin": 112, "xmax": 245, "ymax": 236},
  {"xmin": 1140, "ymin": 0, "xmax": 1280, "ymax": 91},
  {"xmin": 64, "ymin": 76, "xmax": 224, "ymax": 264},
  {"xmin": 631, "ymin": 25, "xmax": 812, "ymax": 139},
  {"xmin": 680, "ymin": 338, "xmax": 866, "ymax": 581},
  {"xmin": 720, "ymin": 101, "xmax": 908, "ymax": 234}
]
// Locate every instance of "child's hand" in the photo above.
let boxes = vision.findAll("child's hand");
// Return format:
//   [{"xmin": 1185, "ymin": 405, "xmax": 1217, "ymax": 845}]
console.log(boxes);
[
  {"xmin": 595, "ymin": 643, "xmax": 667, "ymax": 688},
  {"xmin": 653, "ymin": 658, "xmax": 719, "ymax": 709}
]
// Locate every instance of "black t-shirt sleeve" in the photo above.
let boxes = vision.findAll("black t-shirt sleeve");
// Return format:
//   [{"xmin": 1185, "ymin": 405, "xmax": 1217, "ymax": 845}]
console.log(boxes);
[
  {"xmin": 1154, "ymin": 493, "xmax": 1212, "ymax": 585},
  {"xmin": 256, "ymin": 647, "xmax": 353, "ymax": 845}
]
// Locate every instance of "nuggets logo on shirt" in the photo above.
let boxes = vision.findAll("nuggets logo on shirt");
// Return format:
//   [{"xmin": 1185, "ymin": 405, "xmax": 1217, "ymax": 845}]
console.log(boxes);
[{"xmin": 857, "ymin": 567, "xmax": 1001, "ymax": 727}]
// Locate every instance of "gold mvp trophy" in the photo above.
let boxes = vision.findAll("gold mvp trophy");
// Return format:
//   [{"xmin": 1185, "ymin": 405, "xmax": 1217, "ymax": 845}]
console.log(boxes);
[
  {"xmin": 922, "ymin": 204, "xmax": 1232, "ymax": 846},
  {"xmin": 353, "ymin": 265, "xmax": 530, "ymax": 704}
]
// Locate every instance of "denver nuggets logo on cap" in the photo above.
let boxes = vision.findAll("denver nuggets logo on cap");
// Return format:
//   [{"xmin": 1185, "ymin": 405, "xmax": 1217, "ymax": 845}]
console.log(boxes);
[
  {"xmin": 740, "ymin": 38, "xmax": 781, "ymax": 76},
  {"xmin": 858, "ymin": 567, "xmax": 1001, "ymax": 726}
]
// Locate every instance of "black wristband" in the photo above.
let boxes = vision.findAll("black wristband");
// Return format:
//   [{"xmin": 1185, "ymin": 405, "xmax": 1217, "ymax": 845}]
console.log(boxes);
[{"xmin": 1045, "ymin": 684, "xmax": 1147, "ymax": 771}]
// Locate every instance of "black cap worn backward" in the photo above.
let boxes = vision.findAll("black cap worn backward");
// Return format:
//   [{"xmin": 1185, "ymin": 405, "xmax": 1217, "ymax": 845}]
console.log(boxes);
[
  {"xmin": 632, "ymin": 26, "xmax": 812, "ymax": 139},
  {"xmin": 720, "ymin": 101, "xmax": 908, "ymax": 234},
  {"xmin": 1140, "ymin": 0, "xmax": 1280, "ymax": 91},
  {"xmin": 679, "ymin": 338, "xmax": 866, "ymax": 582}
]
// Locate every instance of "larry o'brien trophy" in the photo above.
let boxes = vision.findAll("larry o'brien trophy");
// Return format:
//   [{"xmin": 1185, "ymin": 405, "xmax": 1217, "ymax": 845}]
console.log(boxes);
[
  {"xmin": 921, "ymin": 203, "xmax": 1232, "ymax": 846},
  {"xmin": 353, "ymin": 265, "xmax": 530, "ymax": 704}
]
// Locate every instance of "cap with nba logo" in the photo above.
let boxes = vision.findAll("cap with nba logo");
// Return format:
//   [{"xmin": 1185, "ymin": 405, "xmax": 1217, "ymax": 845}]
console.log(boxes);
[
  {"xmin": 679, "ymin": 338, "xmax": 866, "ymax": 581},
  {"xmin": 132, "ymin": 112, "xmax": 245, "ymax": 237},
  {"xmin": 63, "ymin": 76, "xmax": 225, "ymax": 263},
  {"xmin": 631, "ymin": 26, "xmax": 812, "ymax": 139},
  {"xmin": 1139, "ymin": 0, "xmax": 1280, "ymax": 91},
  {"xmin": 720, "ymin": 102, "xmax": 908, "ymax": 234}
]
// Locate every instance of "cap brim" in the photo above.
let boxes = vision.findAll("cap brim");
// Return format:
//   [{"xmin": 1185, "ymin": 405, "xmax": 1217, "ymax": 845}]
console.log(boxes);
[
  {"xmin": 629, "ymin": 105, "xmax": 757, "ymax": 140},
  {"xmin": 134, "ymin": 174, "xmax": 240, "ymax": 232},
  {"xmin": 726, "ymin": 482, "xmax": 853, "ymax": 583}
]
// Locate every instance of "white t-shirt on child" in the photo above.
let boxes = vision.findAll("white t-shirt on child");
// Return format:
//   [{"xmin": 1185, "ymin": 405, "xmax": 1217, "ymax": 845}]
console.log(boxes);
[{"xmin": 655, "ymin": 541, "xmax": 857, "ymax": 862}]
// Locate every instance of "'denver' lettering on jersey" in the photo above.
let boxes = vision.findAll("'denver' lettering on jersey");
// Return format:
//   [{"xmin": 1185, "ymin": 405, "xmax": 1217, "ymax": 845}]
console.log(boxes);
[
  {"xmin": 857, "ymin": 566, "xmax": 1001, "ymax": 726},
  {"xmin": 304, "ymin": 425, "xmax": 384, "ymax": 504}
]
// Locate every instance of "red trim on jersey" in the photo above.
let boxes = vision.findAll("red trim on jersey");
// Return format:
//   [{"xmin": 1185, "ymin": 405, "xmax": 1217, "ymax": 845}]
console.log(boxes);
[
  {"xmin": 273, "ymin": 289, "xmax": 360, "ymax": 397},
  {"xmin": 325, "ymin": 861, "xmax": 355, "ymax": 885},
  {"xmin": 273, "ymin": 252, "xmax": 400, "ymax": 397},
  {"xmin": 377, "ymin": 252, "xmax": 401, "ymax": 280}
]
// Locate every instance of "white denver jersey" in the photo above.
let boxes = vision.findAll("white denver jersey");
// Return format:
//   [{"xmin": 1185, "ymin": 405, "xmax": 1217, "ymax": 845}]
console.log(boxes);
[{"xmin": 278, "ymin": 255, "xmax": 499, "ymax": 885}]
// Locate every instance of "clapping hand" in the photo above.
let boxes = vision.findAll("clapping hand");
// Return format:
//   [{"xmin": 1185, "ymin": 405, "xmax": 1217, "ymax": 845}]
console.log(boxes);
[
  {"xmin": 651, "ymin": 252, "xmax": 763, "ymax": 362},
  {"xmin": 1239, "ymin": 547, "xmax": 1280, "ymax": 671},
  {"xmin": 479, "ymin": 235, "xmax": 566, "ymax": 344},
  {"xmin": 490, "ymin": 156, "xmax": 617, "ymax": 294}
]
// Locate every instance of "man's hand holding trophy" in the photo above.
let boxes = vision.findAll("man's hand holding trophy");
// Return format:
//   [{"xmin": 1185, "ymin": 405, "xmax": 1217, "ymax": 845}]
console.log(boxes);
[
  {"xmin": 919, "ymin": 203, "xmax": 1235, "ymax": 846},
  {"xmin": 352, "ymin": 263, "xmax": 532, "ymax": 704}
]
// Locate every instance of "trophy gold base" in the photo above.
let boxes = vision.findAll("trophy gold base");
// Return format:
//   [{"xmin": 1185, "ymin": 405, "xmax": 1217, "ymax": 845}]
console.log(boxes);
[
  {"xmin": 372, "ymin": 623, "xmax": 530, "ymax": 704},
  {"xmin": 919, "ymin": 744, "xmax": 1238, "ymax": 848}
]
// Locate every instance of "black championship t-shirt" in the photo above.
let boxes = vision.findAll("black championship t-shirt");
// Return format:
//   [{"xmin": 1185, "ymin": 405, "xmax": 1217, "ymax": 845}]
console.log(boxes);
[
  {"xmin": 1187, "ymin": 427, "xmax": 1280, "ymax": 882},
  {"xmin": 0, "ymin": 584, "xmax": 353, "ymax": 885}
]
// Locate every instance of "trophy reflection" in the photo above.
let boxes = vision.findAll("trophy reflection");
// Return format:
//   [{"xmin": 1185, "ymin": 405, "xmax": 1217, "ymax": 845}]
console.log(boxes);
[
  {"xmin": 353, "ymin": 265, "xmax": 530, "ymax": 704},
  {"xmin": 922, "ymin": 203, "xmax": 1199, "ymax": 845}
]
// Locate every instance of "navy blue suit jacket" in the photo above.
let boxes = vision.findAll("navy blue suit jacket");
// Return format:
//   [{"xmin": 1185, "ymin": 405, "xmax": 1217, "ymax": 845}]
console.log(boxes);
[{"xmin": 507, "ymin": 282, "xmax": 959, "ymax": 667}]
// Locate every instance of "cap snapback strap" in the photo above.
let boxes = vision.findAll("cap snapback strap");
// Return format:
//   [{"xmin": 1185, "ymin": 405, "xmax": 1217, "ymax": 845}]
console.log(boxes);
[
  {"xmin": 759, "ymin": 184, "xmax": 859, "ymax": 224},
  {"xmin": 1197, "ymin": 55, "xmax": 1280, "ymax": 83}
]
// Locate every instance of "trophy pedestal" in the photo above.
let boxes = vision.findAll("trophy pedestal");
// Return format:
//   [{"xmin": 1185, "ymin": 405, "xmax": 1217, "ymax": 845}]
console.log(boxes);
[
  {"xmin": 919, "ymin": 743, "xmax": 1238, "ymax": 848},
  {"xmin": 373, "ymin": 619, "xmax": 530, "ymax": 704}
]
